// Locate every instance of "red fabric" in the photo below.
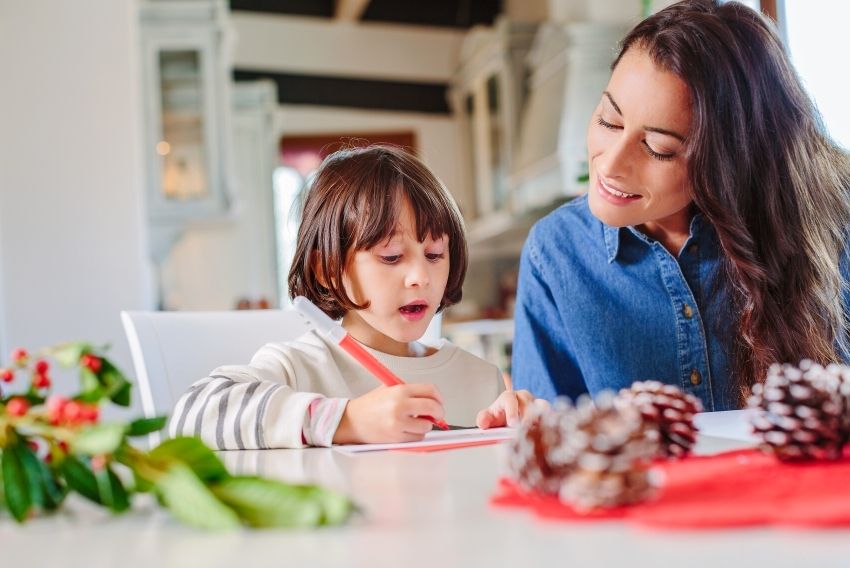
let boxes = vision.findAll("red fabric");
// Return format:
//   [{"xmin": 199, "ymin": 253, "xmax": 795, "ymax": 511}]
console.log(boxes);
[{"xmin": 491, "ymin": 449, "xmax": 850, "ymax": 529}]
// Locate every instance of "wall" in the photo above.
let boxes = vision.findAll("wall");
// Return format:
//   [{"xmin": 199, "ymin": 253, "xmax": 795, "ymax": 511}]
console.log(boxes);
[{"xmin": 0, "ymin": 0, "xmax": 152, "ymax": 413}]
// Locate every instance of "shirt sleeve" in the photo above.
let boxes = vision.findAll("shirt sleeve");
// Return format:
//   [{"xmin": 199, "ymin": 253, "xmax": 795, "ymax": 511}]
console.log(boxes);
[
  {"xmin": 511, "ymin": 227, "xmax": 587, "ymax": 401},
  {"xmin": 168, "ymin": 343, "xmax": 336, "ymax": 450}
]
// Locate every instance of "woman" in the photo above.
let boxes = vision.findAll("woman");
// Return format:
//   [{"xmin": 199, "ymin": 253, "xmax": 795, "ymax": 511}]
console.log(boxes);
[{"xmin": 511, "ymin": 0, "xmax": 850, "ymax": 410}]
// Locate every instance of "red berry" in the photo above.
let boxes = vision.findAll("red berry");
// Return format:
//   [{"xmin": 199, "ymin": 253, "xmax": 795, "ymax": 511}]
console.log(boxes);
[
  {"xmin": 27, "ymin": 440, "xmax": 39, "ymax": 452},
  {"xmin": 32, "ymin": 372, "xmax": 51, "ymax": 390},
  {"xmin": 6, "ymin": 397, "xmax": 30, "ymax": 417},
  {"xmin": 0, "ymin": 368, "xmax": 13, "ymax": 382},
  {"xmin": 34, "ymin": 359, "xmax": 49, "ymax": 374},
  {"xmin": 81, "ymin": 404, "xmax": 100, "ymax": 423},
  {"xmin": 63, "ymin": 401, "xmax": 84, "ymax": 423},
  {"xmin": 81, "ymin": 354, "xmax": 102, "ymax": 374},
  {"xmin": 11, "ymin": 347, "xmax": 28, "ymax": 366}
]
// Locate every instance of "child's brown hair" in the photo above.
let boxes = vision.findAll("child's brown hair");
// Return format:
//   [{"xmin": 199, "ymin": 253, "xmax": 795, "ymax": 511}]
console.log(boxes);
[{"xmin": 288, "ymin": 145, "xmax": 468, "ymax": 319}]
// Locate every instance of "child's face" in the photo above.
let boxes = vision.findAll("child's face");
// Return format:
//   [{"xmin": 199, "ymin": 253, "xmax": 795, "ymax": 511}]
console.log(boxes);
[{"xmin": 341, "ymin": 199, "xmax": 450, "ymax": 355}]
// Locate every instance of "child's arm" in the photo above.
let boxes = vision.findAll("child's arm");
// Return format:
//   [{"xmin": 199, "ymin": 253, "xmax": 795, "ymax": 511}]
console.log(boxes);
[{"xmin": 168, "ymin": 343, "xmax": 344, "ymax": 450}]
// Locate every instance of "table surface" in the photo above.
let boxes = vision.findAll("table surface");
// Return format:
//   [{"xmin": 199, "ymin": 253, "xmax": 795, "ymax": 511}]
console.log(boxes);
[{"xmin": 4, "ymin": 435, "xmax": 850, "ymax": 568}]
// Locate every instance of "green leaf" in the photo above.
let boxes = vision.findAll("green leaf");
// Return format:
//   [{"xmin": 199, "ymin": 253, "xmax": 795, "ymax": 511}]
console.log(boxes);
[
  {"xmin": 212, "ymin": 477, "xmax": 353, "ymax": 528},
  {"xmin": 61, "ymin": 456, "xmax": 101, "ymax": 504},
  {"xmin": 2, "ymin": 445, "xmax": 33, "ymax": 522},
  {"xmin": 72, "ymin": 423, "xmax": 127, "ymax": 456},
  {"xmin": 52, "ymin": 342, "xmax": 90, "ymax": 368},
  {"xmin": 155, "ymin": 462, "xmax": 240, "ymax": 530},
  {"xmin": 78, "ymin": 368, "xmax": 104, "ymax": 402},
  {"xmin": 17, "ymin": 445, "xmax": 48, "ymax": 510},
  {"xmin": 100, "ymin": 361, "xmax": 132, "ymax": 407},
  {"xmin": 95, "ymin": 466, "xmax": 130, "ymax": 513},
  {"xmin": 150, "ymin": 437, "xmax": 229, "ymax": 484},
  {"xmin": 127, "ymin": 416, "xmax": 167, "ymax": 437},
  {"xmin": 33, "ymin": 457, "xmax": 65, "ymax": 511}
]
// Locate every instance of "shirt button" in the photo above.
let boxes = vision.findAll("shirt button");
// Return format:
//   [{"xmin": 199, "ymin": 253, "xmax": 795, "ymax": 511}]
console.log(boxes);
[
  {"xmin": 683, "ymin": 304, "xmax": 693, "ymax": 319},
  {"xmin": 690, "ymin": 369, "xmax": 702, "ymax": 386}
]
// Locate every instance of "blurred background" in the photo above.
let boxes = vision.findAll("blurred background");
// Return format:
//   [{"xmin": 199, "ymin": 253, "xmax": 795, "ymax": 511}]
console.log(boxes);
[{"xmin": 0, "ymin": 0, "xmax": 847, "ymax": 415}]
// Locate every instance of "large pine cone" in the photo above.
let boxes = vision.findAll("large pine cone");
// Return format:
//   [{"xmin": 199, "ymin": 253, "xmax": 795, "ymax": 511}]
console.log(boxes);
[
  {"xmin": 748, "ymin": 361, "xmax": 844, "ymax": 461},
  {"xmin": 615, "ymin": 380, "xmax": 703, "ymax": 458},
  {"xmin": 506, "ymin": 399, "xmax": 576, "ymax": 495},
  {"xmin": 558, "ymin": 393, "xmax": 660, "ymax": 511},
  {"xmin": 814, "ymin": 362, "xmax": 850, "ymax": 445}
]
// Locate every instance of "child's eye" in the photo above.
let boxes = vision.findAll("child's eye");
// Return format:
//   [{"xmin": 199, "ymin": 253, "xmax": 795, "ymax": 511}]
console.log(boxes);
[
  {"xmin": 426, "ymin": 253, "xmax": 445, "ymax": 262},
  {"xmin": 379, "ymin": 255, "xmax": 401, "ymax": 264}
]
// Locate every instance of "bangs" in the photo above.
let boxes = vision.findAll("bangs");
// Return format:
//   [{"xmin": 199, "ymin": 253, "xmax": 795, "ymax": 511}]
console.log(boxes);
[{"xmin": 346, "ymin": 163, "xmax": 458, "ymax": 253}]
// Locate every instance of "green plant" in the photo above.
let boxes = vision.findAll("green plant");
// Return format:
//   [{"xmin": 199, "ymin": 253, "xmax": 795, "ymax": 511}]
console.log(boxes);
[{"xmin": 0, "ymin": 343, "xmax": 353, "ymax": 529}]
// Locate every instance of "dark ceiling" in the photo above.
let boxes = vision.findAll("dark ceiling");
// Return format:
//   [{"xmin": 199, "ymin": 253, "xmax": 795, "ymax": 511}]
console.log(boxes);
[{"xmin": 229, "ymin": 0, "xmax": 503, "ymax": 29}]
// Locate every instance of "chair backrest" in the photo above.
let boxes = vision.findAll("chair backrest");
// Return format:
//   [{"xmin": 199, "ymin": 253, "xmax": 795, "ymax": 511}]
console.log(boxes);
[{"xmin": 121, "ymin": 309, "xmax": 310, "ymax": 421}]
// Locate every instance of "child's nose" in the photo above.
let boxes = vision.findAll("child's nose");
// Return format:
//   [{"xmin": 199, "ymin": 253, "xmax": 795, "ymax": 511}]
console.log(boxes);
[{"xmin": 404, "ymin": 259, "xmax": 430, "ymax": 288}]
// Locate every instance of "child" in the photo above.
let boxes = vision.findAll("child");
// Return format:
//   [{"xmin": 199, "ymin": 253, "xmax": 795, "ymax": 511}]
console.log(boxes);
[{"xmin": 170, "ymin": 145, "xmax": 534, "ymax": 449}]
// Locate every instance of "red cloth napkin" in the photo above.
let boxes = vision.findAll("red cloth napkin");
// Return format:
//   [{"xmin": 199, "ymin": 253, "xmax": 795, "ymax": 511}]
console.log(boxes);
[{"xmin": 491, "ymin": 449, "xmax": 850, "ymax": 529}]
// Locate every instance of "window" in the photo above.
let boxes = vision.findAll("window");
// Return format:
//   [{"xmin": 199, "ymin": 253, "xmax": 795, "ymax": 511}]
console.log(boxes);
[{"xmin": 784, "ymin": 1, "xmax": 850, "ymax": 149}]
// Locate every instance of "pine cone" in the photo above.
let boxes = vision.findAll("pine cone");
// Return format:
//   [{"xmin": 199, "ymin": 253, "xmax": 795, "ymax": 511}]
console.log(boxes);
[
  {"xmin": 748, "ymin": 361, "xmax": 844, "ymax": 461},
  {"xmin": 558, "ymin": 393, "xmax": 660, "ymax": 511},
  {"xmin": 815, "ymin": 362, "xmax": 850, "ymax": 445},
  {"xmin": 615, "ymin": 380, "xmax": 703, "ymax": 458},
  {"xmin": 506, "ymin": 399, "xmax": 576, "ymax": 495}
]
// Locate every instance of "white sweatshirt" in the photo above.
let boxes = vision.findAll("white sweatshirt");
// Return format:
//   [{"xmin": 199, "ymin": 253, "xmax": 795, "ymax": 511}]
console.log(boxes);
[{"xmin": 169, "ymin": 330, "xmax": 503, "ymax": 449}]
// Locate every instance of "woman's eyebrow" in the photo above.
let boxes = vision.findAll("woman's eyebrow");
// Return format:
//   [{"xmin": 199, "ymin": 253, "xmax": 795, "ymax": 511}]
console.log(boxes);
[{"xmin": 604, "ymin": 90, "xmax": 686, "ymax": 142}]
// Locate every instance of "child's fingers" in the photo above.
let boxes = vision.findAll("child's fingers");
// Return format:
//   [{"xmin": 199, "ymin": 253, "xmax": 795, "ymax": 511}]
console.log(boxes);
[
  {"xmin": 501, "ymin": 392, "xmax": 520, "ymax": 427},
  {"xmin": 398, "ymin": 383, "xmax": 444, "ymax": 403},
  {"xmin": 404, "ymin": 397, "xmax": 445, "ymax": 422},
  {"xmin": 476, "ymin": 407, "xmax": 502, "ymax": 429},
  {"xmin": 403, "ymin": 416, "xmax": 435, "ymax": 436}
]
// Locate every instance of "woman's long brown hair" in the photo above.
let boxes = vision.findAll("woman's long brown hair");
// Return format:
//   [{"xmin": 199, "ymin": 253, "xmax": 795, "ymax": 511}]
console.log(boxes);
[{"xmin": 615, "ymin": 0, "xmax": 850, "ymax": 401}]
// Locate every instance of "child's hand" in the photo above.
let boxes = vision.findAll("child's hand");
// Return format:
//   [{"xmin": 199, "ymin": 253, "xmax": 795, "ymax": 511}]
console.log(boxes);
[
  {"xmin": 476, "ymin": 389, "xmax": 536, "ymax": 429},
  {"xmin": 333, "ymin": 384, "xmax": 445, "ymax": 445}
]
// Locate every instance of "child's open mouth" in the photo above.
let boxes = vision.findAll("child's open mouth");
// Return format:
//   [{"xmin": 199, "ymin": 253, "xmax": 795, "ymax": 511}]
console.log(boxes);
[{"xmin": 399, "ymin": 302, "xmax": 428, "ymax": 321}]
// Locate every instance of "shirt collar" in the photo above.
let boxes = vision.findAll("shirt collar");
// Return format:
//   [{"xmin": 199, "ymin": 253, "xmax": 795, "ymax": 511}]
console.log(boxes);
[{"xmin": 603, "ymin": 212, "xmax": 706, "ymax": 264}]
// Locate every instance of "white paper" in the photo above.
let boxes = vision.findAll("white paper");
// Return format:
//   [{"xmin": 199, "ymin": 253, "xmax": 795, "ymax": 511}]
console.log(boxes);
[
  {"xmin": 693, "ymin": 409, "xmax": 759, "ymax": 443},
  {"xmin": 333, "ymin": 427, "xmax": 514, "ymax": 454}
]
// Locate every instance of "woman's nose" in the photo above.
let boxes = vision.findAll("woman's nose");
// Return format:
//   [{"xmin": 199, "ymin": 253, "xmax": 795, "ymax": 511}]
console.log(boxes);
[{"xmin": 596, "ymin": 134, "xmax": 634, "ymax": 180}]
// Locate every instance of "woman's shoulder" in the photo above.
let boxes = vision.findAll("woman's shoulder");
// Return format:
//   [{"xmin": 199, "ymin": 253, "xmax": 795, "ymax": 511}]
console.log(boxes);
[{"xmin": 524, "ymin": 194, "xmax": 604, "ymax": 264}]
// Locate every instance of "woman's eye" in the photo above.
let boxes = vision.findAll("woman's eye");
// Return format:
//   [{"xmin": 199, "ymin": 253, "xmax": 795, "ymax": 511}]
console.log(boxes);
[
  {"xmin": 426, "ymin": 253, "xmax": 445, "ymax": 262},
  {"xmin": 596, "ymin": 115, "xmax": 622, "ymax": 130},
  {"xmin": 379, "ymin": 255, "xmax": 401, "ymax": 264},
  {"xmin": 642, "ymin": 142, "xmax": 676, "ymax": 161}
]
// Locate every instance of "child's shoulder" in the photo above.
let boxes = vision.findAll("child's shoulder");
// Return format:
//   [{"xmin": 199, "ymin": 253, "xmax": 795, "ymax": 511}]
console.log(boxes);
[
  {"xmin": 434, "ymin": 341, "xmax": 502, "ymax": 378},
  {"xmin": 250, "ymin": 329, "xmax": 334, "ymax": 365}
]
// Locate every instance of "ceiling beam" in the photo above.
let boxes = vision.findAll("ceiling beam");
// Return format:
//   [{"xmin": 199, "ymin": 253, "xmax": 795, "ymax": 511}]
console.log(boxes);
[{"xmin": 334, "ymin": 0, "xmax": 371, "ymax": 22}]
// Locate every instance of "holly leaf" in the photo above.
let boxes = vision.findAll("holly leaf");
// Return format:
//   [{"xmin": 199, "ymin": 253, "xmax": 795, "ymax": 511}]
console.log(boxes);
[
  {"xmin": 212, "ymin": 477, "xmax": 353, "ymax": 528},
  {"xmin": 155, "ymin": 462, "xmax": 240, "ymax": 530},
  {"xmin": 61, "ymin": 455, "xmax": 101, "ymax": 504},
  {"xmin": 150, "ymin": 437, "xmax": 229, "ymax": 484},
  {"xmin": 127, "ymin": 417, "xmax": 167, "ymax": 437},
  {"xmin": 95, "ymin": 466, "xmax": 130, "ymax": 513},
  {"xmin": 51, "ymin": 342, "xmax": 91, "ymax": 368},
  {"xmin": 1, "ymin": 444, "xmax": 33, "ymax": 522},
  {"xmin": 72, "ymin": 423, "xmax": 127, "ymax": 456}
]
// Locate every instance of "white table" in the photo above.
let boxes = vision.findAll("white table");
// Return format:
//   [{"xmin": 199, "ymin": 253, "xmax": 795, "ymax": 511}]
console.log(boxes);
[{"xmin": 4, "ymin": 435, "xmax": 850, "ymax": 568}]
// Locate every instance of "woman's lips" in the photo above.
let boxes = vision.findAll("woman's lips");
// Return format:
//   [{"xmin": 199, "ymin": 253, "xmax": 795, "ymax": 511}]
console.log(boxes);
[{"xmin": 597, "ymin": 176, "xmax": 642, "ymax": 206}]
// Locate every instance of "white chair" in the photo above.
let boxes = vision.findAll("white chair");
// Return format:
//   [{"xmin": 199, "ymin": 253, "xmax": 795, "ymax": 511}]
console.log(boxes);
[{"xmin": 120, "ymin": 309, "xmax": 310, "ymax": 444}]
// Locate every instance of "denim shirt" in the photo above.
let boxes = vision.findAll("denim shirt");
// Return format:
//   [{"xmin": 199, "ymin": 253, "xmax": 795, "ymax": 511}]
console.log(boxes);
[{"xmin": 511, "ymin": 195, "xmax": 738, "ymax": 411}]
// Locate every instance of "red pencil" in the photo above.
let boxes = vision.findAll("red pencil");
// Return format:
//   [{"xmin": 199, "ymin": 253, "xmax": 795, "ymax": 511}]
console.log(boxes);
[{"xmin": 294, "ymin": 296, "xmax": 450, "ymax": 431}]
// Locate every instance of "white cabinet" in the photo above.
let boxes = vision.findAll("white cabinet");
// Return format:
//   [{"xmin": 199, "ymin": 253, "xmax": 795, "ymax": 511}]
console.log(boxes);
[
  {"xmin": 448, "ymin": 18, "xmax": 538, "ymax": 229},
  {"xmin": 139, "ymin": 0, "xmax": 235, "ymax": 249}
]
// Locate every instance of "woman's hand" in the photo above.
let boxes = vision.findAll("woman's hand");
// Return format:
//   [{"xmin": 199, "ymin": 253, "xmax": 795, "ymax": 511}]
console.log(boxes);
[
  {"xmin": 333, "ymin": 384, "xmax": 445, "ymax": 445},
  {"xmin": 476, "ymin": 389, "xmax": 537, "ymax": 429}
]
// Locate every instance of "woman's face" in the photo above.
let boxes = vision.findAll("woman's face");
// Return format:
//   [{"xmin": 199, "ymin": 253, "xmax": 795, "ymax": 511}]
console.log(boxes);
[{"xmin": 586, "ymin": 47, "xmax": 693, "ymax": 240}]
